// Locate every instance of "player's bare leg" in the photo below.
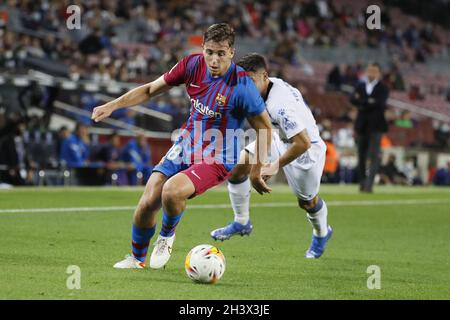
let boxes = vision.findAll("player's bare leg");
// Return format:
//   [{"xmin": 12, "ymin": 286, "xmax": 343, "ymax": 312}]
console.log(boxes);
[
  {"xmin": 211, "ymin": 151, "xmax": 254, "ymax": 241},
  {"xmin": 134, "ymin": 172, "xmax": 167, "ymax": 228},
  {"xmin": 149, "ymin": 172, "xmax": 195, "ymax": 269},
  {"xmin": 114, "ymin": 172, "xmax": 167, "ymax": 269},
  {"xmin": 299, "ymin": 195, "xmax": 332, "ymax": 259}
]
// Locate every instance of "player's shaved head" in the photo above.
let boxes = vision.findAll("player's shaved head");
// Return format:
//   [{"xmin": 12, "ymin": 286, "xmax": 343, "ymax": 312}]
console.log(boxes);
[
  {"xmin": 237, "ymin": 53, "xmax": 270, "ymax": 98},
  {"xmin": 237, "ymin": 53, "xmax": 268, "ymax": 73},
  {"xmin": 204, "ymin": 23, "xmax": 235, "ymax": 47}
]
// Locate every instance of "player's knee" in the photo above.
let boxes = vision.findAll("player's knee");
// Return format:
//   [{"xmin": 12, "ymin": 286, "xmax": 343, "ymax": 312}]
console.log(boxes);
[
  {"xmin": 161, "ymin": 180, "xmax": 184, "ymax": 204},
  {"xmin": 138, "ymin": 193, "xmax": 160, "ymax": 212},
  {"xmin": 139, "ymin": 180, "xmax": 164, "ymax": 212},
  {"xmin": 298, "ymin": 197, "xmax": 318, "ymax": 211}
]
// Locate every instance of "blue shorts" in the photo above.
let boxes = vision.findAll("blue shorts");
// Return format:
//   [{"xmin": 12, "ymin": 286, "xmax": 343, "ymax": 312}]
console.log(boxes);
[{"xmin": 152, "ymin": 157, "xmax": 190, "ymax": 178}]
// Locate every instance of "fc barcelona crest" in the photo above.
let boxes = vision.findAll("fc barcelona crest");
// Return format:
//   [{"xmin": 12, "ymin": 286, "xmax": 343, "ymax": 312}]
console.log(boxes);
[{"xmin": 215, "ymin": 93, "xmax": 226, "ymax": 106}]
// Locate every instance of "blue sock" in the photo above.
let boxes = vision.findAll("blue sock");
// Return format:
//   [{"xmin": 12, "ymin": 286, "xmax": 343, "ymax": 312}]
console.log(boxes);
[
  {"xmin": 131, "ymin": 224, "xmax": 156, "ymax": 262},
  {"xmin": 160, "ymin": 209, "xmax": 184, "ymax": 237}
]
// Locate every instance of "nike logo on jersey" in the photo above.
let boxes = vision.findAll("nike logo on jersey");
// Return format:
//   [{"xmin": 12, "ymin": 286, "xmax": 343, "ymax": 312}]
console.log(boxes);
[
  {"xmin": 189, "ymin": 83, "xmax": 200, "ymax": 88},
  {"xmin": 191, "ymin": 170, "xmax": 201, "ymax": 180}
]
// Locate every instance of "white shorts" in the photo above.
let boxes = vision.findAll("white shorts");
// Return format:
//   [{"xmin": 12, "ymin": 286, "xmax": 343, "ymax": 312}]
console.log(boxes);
[{"xmin": 245, "ymin": 133, "xmax": 327, "ymax": 201}]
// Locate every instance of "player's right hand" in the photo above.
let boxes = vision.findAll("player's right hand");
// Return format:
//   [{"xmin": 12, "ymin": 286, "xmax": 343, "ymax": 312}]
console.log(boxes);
[{"xmin": 91, "ymin": 104, "xmax": 114, "ymax": 122}]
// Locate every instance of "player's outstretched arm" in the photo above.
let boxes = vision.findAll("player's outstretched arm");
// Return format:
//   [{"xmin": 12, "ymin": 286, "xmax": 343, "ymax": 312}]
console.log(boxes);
[
  {"xmin": 91, "ymin": 76, "xmax": 170, "ymax": 122},
  {"xmin": 277, "ymin": 129, "xmax": 311, "ymax": 168},
  {"xmin": 247, "ymin": 111, "xmax": 272, "ymax": 195},
  {"xmin": 260, "ymin": 129, "xmax": 312, "ymax": 179}
]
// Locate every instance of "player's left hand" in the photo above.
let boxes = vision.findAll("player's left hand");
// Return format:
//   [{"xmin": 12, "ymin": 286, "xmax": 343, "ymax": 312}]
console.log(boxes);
[
  {"xmin": 250, "ymin": 166, "xmax": 272, "ymax": 195},
  {"xmin": 261, "ymin": 161, "xmax": 279, "ymax": 181}
]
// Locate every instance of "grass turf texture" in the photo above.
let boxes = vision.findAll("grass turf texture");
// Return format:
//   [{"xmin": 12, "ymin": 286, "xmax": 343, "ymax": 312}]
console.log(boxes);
[{"xmin": 0, "ymin": 184, "xmax": 449, "ymax": 299}]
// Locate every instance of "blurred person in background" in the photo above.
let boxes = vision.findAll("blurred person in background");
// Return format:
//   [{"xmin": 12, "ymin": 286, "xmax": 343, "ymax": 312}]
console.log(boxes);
[
  {"xmin": 55, "ymin": 125, "xmax": 70, "ymax": 158},
  {"xmin": 383, "ymin": 63, "xmax": 405, "ymax": 91},
  {"xmin": 96, "ymin": 131, "xmax": 123, "ymax": 169},
  {"xmin": 60, "ymin": 123, "xmax": 91, "ymax": 168},
  {"xmin": 402, "ymin": 155, "xmax": 423, "ymax": 186},
  {"xmin": 120, "ymin": 133, "xmax": 152, "ymax": 185},
  {"xmin": 351, "ymin": 62, "xmax": 389, "ymax": 193},
  {"xmin": 326, "ymin": 65, "xmax": 342, "ymax": 91},
  {"xmin": 322, "ymin": 131, "xmax": 339, "ymax": 183},
  {"xmin": 394, "ymin": 110, "xmax": 415, "ymax": 129},
  {"xmin": 118, "ymin": 109, "xmax": 137, "ymax": 126},
  {"xmin": 379, "ymin": 154, "xmax": 407, "ymax": 185},
  {"xmin": 433, "ymin": 162, "xmax": 450, "ymax": 186},
  {"xmin": 95, "ymin": 131, "xmax": 128, "ymax": 185},
  {"xmin": 334, "ymin": 122, "xmax": 355, "ymax": 149},
  {"xmin": 0, "ymin": 114, "xmax": 36, "ymax": 185}
]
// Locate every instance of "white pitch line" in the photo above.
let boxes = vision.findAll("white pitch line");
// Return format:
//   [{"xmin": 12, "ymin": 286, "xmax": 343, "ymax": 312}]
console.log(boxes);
[{"xmin": 0, "ymin": 199, "xmax": 449, "ymax": 214}]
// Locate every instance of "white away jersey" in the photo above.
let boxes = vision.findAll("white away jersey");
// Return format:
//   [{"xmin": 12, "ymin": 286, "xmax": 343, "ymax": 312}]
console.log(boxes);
[{"xmin": 265, "ymin": 77, "xmax": 321, "ymax": 143}]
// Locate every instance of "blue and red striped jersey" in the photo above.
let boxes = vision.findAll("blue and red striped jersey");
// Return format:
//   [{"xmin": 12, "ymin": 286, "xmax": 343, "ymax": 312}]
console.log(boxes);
[{"xmin": 163, "ymin": 53, "xmax": 265, "ymax": 171}]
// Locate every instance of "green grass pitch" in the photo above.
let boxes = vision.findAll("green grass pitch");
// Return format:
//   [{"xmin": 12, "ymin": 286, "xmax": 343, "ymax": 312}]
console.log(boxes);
[{"xmin": 0, "ymin": 184, "xmax": 449, "ymax": 299}]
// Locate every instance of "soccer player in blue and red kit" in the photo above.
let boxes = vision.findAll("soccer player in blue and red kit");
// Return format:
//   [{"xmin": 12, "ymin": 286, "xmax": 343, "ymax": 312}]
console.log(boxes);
[{"xmin": 91, "ymin": 23, "xmax": 272, "ymax": 269}]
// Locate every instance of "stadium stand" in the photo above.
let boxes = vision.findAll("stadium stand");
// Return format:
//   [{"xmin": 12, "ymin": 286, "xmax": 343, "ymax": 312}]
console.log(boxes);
[{"xmin": 0, "ymin": 0, "xmax": 449, "ymax": 186}]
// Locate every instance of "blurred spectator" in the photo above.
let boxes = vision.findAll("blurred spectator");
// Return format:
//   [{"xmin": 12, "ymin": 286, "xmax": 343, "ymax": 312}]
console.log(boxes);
[
  {"xmin": 94, "ymin": 131, "xmax": 131, "ymax": 185},
  {"xmin": 334, "ymin": 122, "xmax": 355, "ymax": 149},
  {"xmin": 60, "ymin": 123, "xmax": 91, "ymax": 168},
  {"xmin": 383, "ymin": 64, "xmax": 405, "ymax": 91},
  {"xmin": 78, "ymin": 26, "xmax": 105, "ymax": 55},
  {"xmin": 326, "ymin": 65, "xmax": 341, "ymax": 91},
  {"xmin": 341, "ymin": 64, "xmax": 359, "ymax": 87},
  {"xmin": 380, "ymin": 134, "xmax": 393, "ymax": 149},
  {"xmin": 118, "ymin": 109, "xmax": 137, "ymax": 126},
  {"xmin": 433, "ymin": 121, "xmax": 450, "ymax": 148},
  {"xmin": 0, "ymin": 115, "xmax": 36, "ymax": 185},
  {"xmin": 120, "ymin": 133, "xmax": 152, "ymax": 185},
  {"xmin": 319, "ymin": 118, "xmax": 332, "ymax": 133},
  {"xmin": 322, "ymin": 131, "xmax": 339, "ymax": 183},
  {"xmin": 402, "ymin": 156, "xmax": 423, "ymax": 185},
  {"xmin": 394, "ymin": 111, "xmax": 414, "ymax": 129},
  {"xmin": 379, "ymin": 154, "xmax": 408, "ymax": 185},
  {"xmin": 55, "ymin": 125, "xmax": 70, "ymax": 159},
  {"xmin": 433, "ymin": 162, "xmax": 450, "ymax": 186},
  {"xmin": 338, "ymin": 106, "xmax": 357, "ymax": 124},
  {"xmin": 408, "ymin": 84, "xmax": 425, "ymax": 101},
  {"xmin": 351, "ymin": 62, "xmax": 389, "ymax": 193},
  {"xmin": 96, "ymin": 132, "xmax": 123, "ymax": 169}
]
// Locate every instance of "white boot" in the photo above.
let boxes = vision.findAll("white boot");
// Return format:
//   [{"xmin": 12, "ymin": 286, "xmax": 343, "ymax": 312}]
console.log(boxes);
[{"xmin": 149, "ymin": 234, "xmax": 176, "ymax": 269}]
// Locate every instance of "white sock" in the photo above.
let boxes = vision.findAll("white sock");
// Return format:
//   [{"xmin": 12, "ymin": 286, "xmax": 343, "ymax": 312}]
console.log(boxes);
[
  {"xmin": 306, "ymin": 198, "xmax": 328, "ymax": 237},
  {"xmin": 228, "ymin": 178, "xmax": 251, "ymax": 225}
]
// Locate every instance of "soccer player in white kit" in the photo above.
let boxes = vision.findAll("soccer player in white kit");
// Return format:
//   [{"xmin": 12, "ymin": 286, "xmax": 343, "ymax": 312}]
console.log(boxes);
[{"xmin": 211, "ymin": 53, "xmax": 332, "ymax": 259}]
